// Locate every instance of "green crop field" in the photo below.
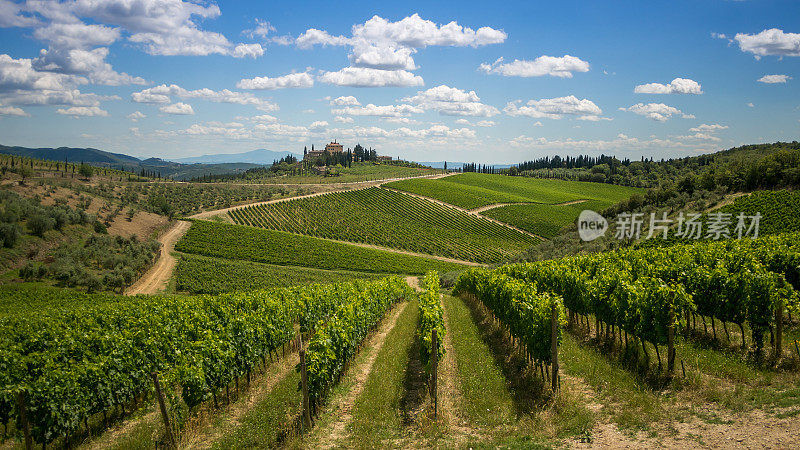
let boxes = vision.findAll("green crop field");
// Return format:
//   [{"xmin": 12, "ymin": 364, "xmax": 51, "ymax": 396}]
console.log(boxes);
[
  {"xmin": 175, "ymin": 220, "xmax": 468, "ymax": 274},
  {"xmin": 228, "ymin": 187, "xmax": 540, "ymax": 263},
  {"xmin": 482, "ymin": 199, "xmax": 611, "ymax": 237},
  {"xmin": 716, "ymin": 189, "xmax": 800, "ymax": 236},
  {"xmin": 385, "ymin": 172, "xmax": 642, "ymax": 210},
  {"xmin": 174, "ymin": 253, "xmax": 384, "ymax": 294}
]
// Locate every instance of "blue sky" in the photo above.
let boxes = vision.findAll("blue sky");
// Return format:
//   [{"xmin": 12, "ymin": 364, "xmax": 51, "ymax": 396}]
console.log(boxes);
[{"xmin": 0, "ymin": 0, "xmax": 798, "ymax": 163}]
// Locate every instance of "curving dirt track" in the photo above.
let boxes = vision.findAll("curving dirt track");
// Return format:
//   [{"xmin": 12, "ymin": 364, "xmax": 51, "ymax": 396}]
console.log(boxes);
[{"xmin": 124, "ymin": 220, "xmax": 191, "ymax": 295}]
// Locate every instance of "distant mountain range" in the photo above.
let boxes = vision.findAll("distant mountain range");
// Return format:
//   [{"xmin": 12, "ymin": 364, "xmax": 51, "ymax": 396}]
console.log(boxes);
[
  {"xmin": 0, "ymin": 145, "xmax": 264, "ymax": 180},
  {"xmin": 172, "ymin": 148, "xmax": 303, "ymax": 165}
]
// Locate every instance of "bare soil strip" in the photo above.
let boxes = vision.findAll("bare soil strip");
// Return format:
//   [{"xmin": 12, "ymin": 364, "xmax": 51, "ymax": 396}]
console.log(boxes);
[
  {"xmin": 124, "ymin": 220, "xmax": 191, "ymax": 295},
  {"xmin": 438, "ymin": 294, "xmax": 483, "ymax": 441},
  {"xmin": 380, "ymin": 187, "xmax": 545, "ymax": 240},
  {"xmin": 470, "ymin": 199, "xmax": 588, "ymax": 214},
  {"xmin": 310, "ymin": 302, "xmax": 409, "ymax": 449}
]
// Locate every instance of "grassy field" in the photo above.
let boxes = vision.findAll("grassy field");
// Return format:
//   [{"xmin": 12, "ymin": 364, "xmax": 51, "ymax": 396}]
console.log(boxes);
[
  {"xmin": 229, "ymin": 187, "xmax": 539, "ymax": 263},
  {"xmin": 385, "ymin": 172, "xmax": 642, "ymax": 210},
  {"xmin": 173, "ymin": 253, "xmax": 385, "ymax": 294},
  {"xmin": 175, "ymin": 220, "xmax": 469, "ymax": 274},
  {"xmin": 483, "ymin": 199, "xmax": 610, "ymax": 238},
  {"xmin": 247, "ymin": 162, "xmax": 442, "ymax": 184}
]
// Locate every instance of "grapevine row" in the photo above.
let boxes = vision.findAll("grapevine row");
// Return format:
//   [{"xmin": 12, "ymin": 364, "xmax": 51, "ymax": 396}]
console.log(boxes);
[
  {"xmin": 304, "ymin": 277, "xmax": 413, "ymax": 409},
  {"xmin": 418, "ymin": 271, "xmax": 445, "ymax": 370},
  {"xmin": 228, "ymin": 187, "xmax": 538, "ymax": 263},
  {"xmin": 0, "ymin": 279, "xmax": 399, "ymax": 447},
  {"xmin": 453, "ymin": 269, "xmax": 565, "ymax": 366}
]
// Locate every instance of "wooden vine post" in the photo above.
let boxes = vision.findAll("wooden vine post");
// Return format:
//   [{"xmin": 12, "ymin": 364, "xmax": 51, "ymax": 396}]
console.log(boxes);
[
  {"xmin": 300, "ymin": 348, "xmax": 311, "ymax": 431},
  {"xmin": 151, "ymin": 372, "xmax": 177, "ymax": 449},
  {"xmin": 550, "ymin": 302, "xmax": 559, "ymax": 392},
  {"xmin": 667, "ymin": 306, "xmax": 676, "ymax": 375},
  {"xmin": 16, "ymin": 391, "xmax": 32, "ymax": 450},
  {"xmin": 775, "ymin": 298, "xmax": 783, "ymax": 360},
  {"xmin": 431, "ymin": 328, "xmax": 439, "ymax": 418}
]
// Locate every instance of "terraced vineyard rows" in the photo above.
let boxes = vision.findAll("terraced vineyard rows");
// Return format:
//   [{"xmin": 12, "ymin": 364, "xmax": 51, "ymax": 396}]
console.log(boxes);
[
  {"xmin": 482, "ymin": 199, "xmax": 611, "ymax": 238},
  {"xmin": 228, "ymin": 187, "xmax": 539, "ymax": 263},
  {"xmin": 385, "ymin": 172, "xmax": 642, "ymax": 210},
  {"xmin": 176, "ymin": 220, "xmax": 468, "ymax": 274}
]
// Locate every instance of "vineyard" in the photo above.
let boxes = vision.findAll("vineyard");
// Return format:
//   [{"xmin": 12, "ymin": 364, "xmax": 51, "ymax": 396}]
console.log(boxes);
[
  {"xmin": 717, "ymin": 189, "xmax": 800, "ymax": 236},
  {"xmin": 486, "ymin": 232, "xmax": 800, "ymax": 362},
  {"xmin": 228, "ymin": 187, "xmax": 539, "ymax": 263},
  {"xmin": 0, "ymin": 277, "xmax": 414, "ymax": 448},
  {"xmin": 482, "ymin": 199, "xmax": 611, "ymax": 238},
  {"xmin": 384, "ymin": 173, "xmax": 642, "ymax": 210},
  {"xmin": 174, "ymin": 253, "xmax": 384, "ymax": 294},
  {"xmin": 175, "ymin": 220, "xmax": 467, "ymax": 275}
]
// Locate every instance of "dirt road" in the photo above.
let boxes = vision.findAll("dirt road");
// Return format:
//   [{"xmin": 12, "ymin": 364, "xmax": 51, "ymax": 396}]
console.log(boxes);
[{"xmin": 124, "ymin": 220, "xmax": 191, "ymax": 295}]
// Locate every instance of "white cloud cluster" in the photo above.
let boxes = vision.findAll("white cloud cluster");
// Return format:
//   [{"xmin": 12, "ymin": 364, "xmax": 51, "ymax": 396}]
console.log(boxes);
[
  {"xmin": 127, "ymin": 111, "xmax": 146, "ymax": 121},
  {"xmin": 299, "ymin": 14, "xmax": 505, "ymax": 87},
  {"xmin": 56, "ymin": 105, "xmax": 109, "ymax": 117},
  {"xmin": 619, "ymin": 103, "xmax": 694, "ymax": 121},
  {"xmin": 689, "ymin": 123, "xmax": 728, "ymax": 132},
  {"xmin": 232, "ymin": 43, "xmax": 264, "ymax": 59},
  {"xmin": 237, "ymin": 72, "xmax": 314, "ymax": 90},
  {"xmin": 402, "ymin": 85, "xmax": 499, "ymax": 117},
  {"xmin": 159, "ymin": 102, "xmax": 194, "ymax": 115},
  {"xmin": 479, "ymin": 55, "xmax": 590, "ymax": 78},
  {"xmin": 634, "ymin": 78, "xmax": 703, "ymax": 94},
  {"xmin": 504, "ymin": 95, "xmax": 604, "ymax": 121},
  {"xmin": 0, "ymin": 53, "xmax": 114, "ymax": 107},
  {"xmin": 330, "ymin": 96, "xmax": 361, "ymax": 106},
  {"xmin": 132, "ymin": 84, "xmax": 279, "ymax": 111},
  {"xmin": 757, "ymin": 74, "xmax": 791, "ymax": 84},
  {"xmin": 318, "ymin": 67, "xmax": 423, "ymax": 87},
  {"xmin": 331, "ymin": 103, "xmax": 423, "ymax": 117},
  {"xmin": 0, "ymin": 0, "xmax": 266, "ymax": 99},
  {"xmin": 735, "ymin": 28, "xmax": 800, "ymax": 58},
  {"xmin": 0, "ymin": 105, "xmax": 29, "ymax": 116}
]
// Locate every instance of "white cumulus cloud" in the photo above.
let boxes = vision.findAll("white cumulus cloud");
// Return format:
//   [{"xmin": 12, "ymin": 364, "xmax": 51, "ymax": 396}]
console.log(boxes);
[
  {"xmin": 735, "ymin": 28, "xmax": 800, "ymax": 58},
  {"xmin": 56, "ymin": 105, "xmax": 109, "ymax": 117},
  {"xmin": 620, "ymin": 103, "xmax": 692, "ymax": 121},
  {"xmin": 402, "ymin": 85, "xmax": 499, "ymax": 117},
  {"xmin": 127, "ymin": 111, "xmax": 146, "ymax": 121},
  {"xmin": 159, "ymin": 102, "xmax": 194, "ymax": 115},
  {"xmin": 479, "ymin": 55, "xmax": 590, "ymax": 78},
  {"xmin": 634, "ymin": 78, "xmax": 703, "ymax": 94},
  {"xmin": 757, "ymin": 74, "xmax": 791, "ymax": 84},
  {"xmin": 318, "ymin": 67, "xmax": 423, "ymax": 87},
  {"xmin": 504, "ymin": 95, "xmax": 604, "ymax": 121},
  {"xmin": 232, "ymin": 43, "xmax": 264, "ymax": 58},
  {"xmin": 237, "ymin": 72, "xmax": 314, "ymax": 89}
]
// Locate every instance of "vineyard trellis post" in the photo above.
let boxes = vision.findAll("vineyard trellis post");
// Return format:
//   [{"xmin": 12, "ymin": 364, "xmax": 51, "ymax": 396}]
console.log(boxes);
[
  {"xmin": 432, "ymin": 328, "xmax": 439, "ymax": 419},
  {"xmin": 775, "ymin": 299, "xmax": 783, "ymax": 360},
  {"xmin": 300, "ymin": 348, "xmax": 311, "ymax": 431},
  {"xmin": 16, "ymin": 390, "xmax": 32, "ymax": 450},
  {"xmin": 667, "ymin": 306, "xmax": 675, "ymax": 375},
  {"xmin": 550, "ymin": 302, "xmax": 559, "ymax": 392},
  {"xmin": 151, "ymin": 372, "xmax": 177, "ymax": 449}
]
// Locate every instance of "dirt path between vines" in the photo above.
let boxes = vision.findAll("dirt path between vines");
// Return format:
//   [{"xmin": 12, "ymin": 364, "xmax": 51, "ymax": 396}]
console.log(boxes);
[
  {"xmin": 471, "ymin": 199, "xmax": 588, "ymax": 214},
  {"xmin": 438, "ymin": 293, "xmax": 483, "ymax": 442},
  {"xmin": 310, "ymin": 302, "xmax": 409, "ymax": 449},
  {"xmin": 380, "ymin": 187, "xmax": 545, "ymax": 241},
  {"xmin": 124, "ymin": 220, "xmax": 191, "ymax": 295}
]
